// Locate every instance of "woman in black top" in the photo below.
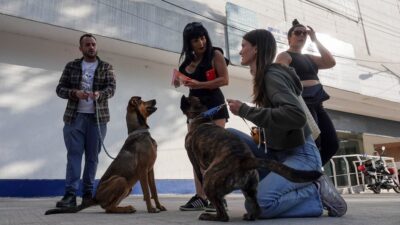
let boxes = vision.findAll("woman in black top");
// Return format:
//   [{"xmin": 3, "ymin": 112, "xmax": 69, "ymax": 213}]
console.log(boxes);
[
  {"xmin": 276, "ymin": 19, "xmax": 338, "ymax": 165},
  {"xmin": 174, "ymin": 22, "xmax": 229, "ymax": 211}
]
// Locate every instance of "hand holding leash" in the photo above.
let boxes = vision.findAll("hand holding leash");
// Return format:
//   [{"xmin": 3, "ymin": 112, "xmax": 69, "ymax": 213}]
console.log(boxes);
[
  {"xmin": 226, "ymin": 99, "xmax": 242, "ymax": 116},
  {"xmin": 75, "ymin": 90, "xmax": 90, "ymax": 100},
  {"xmin": 89, "ymin": 91, "xmax": 100, "ymax": 100}
]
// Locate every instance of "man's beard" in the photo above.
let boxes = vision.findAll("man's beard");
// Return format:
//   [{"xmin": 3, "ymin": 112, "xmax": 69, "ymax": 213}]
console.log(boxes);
[{"xmin": 84, "ymin": 51, "xmax": 97, "ymax": 59}]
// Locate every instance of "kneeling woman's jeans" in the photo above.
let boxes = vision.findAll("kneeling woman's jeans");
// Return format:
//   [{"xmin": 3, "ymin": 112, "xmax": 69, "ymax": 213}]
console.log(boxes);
[{"xmin": 227, "ymin": 128, "xmax": 323, "ymax": 219}]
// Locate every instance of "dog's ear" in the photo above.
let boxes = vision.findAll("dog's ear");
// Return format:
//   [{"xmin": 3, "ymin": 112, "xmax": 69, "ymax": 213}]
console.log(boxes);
[
  {"xmin": 188, "ymin": 96, "xmax": 202, "ymax": 106},
  {"xmin": 130, "ymin": 96, "xmax": 141, "ymax": 106},
  {"xmin": 180, "ymin": 95, "xmax": 190, "ymax": 114}
]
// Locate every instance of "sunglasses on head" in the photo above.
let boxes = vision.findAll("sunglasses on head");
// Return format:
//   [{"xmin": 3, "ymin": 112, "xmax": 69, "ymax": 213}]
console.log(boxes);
[
  {"xmin": 293, "ymin": 30, "xmax": 307, "ymax": 36},
  {"xmin": 184, "ymin": 22, "xmax": 203, "ymax": 32}
]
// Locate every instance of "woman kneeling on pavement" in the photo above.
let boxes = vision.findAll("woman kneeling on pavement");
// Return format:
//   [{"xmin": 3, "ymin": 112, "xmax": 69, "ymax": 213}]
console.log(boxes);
[{"xmin": 227, "ymin": 29, "xmax": 347, "ymax": 218}]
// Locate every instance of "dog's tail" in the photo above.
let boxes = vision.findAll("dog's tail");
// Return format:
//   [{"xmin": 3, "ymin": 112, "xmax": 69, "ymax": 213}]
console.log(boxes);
[
  {"xmin": 44, "ymin": 199, "xmax": 96, "ymax": 215},
  {"xmin": 252, "ymin": 158, "xmax": 322, "ymax": 183}
]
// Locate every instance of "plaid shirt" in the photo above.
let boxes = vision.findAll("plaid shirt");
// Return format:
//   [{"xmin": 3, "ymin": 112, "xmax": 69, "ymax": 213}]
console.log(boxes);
[{"xmin": 56, "ymin": 56, "xmax": 116, "ymax": 124}]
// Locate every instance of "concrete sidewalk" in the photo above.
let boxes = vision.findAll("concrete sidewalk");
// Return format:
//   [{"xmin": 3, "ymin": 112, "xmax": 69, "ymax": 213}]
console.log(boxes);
[{"xmin": 1, "ymin": 193, "xmax": 399, "ymax": 225}]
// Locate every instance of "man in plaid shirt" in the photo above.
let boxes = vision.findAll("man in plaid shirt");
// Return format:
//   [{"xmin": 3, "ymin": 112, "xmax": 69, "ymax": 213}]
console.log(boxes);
[{"xmin": 55, "ymin": 33, "xmax": 116, "ymax": 208}]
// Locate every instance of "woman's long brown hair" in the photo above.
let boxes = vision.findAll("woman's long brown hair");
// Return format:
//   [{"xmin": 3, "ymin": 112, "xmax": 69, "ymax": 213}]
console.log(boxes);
[{"xmin": 242, "ymin": 29, "xmax": 277, "ymax": 106}]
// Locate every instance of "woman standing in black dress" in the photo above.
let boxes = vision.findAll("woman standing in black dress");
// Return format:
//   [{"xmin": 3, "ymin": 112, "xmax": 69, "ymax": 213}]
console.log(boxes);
[{"xmin": 174, "ymin": 22, "xmax": 229, "ymax": 211}]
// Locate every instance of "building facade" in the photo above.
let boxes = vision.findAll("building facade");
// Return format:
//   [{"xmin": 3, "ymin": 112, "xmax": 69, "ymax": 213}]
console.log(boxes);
[{"xmin": 0, "ymin": 0, "xmax": 399, "ymax": 196}]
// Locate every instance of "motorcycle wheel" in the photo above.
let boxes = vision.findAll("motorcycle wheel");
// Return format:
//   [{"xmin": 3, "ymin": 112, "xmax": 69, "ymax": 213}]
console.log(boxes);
[
  {"xmin": 371, "ymin": 185, "xmax": 381, "ymax": 194},
  {"xmin": 393, "ymin": 180, "xmax": 400, "ymax": 193}
]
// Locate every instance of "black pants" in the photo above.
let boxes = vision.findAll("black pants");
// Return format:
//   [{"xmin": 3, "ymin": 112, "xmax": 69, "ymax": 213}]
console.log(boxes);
[{"xmin": 307, "ymin": 103, "xmax": 339, "ymax": 165}]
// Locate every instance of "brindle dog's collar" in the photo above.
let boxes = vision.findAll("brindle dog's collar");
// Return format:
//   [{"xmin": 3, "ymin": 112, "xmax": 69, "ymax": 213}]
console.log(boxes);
[
  {"xmin": 188, "ymin": 117, "xmax": 213, "ymax": 125},
  {"xmin": 128, "ymin": 129, "xmax": 149, "ymax": 137}
]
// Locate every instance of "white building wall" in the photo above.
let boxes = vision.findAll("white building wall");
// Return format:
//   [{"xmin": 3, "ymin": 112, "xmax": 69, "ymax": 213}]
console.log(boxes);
[
  {"xmin": 0, "ymin": 30, "xmax": 252, "ymax": 180},
  {"xmin": 0, "ymin": 0, "xmax": 400, "ymax": 195}
]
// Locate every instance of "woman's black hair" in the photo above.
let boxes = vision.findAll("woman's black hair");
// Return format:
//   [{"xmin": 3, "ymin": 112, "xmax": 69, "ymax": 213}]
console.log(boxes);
[
  {"xmin": 287, "ymin": 19, "xmax": 306, "ymax": 39},
  {"xmin": 243, "ymin": 29, "xmax": 277, "ymax": 106},
  {"xmin": 179, "ymin": 22, "xmax": 213, "ymax": 65}
]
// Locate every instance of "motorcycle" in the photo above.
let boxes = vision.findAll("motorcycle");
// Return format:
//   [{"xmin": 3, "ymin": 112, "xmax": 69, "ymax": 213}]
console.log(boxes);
[{"xmin": 357, "ymin": 147, "xmax": 400, "ymax": 194}]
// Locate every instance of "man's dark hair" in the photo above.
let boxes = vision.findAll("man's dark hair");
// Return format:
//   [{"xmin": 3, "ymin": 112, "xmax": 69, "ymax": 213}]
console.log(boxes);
[{"xmin": 79, "ymin": 33, "xmax": 96, "ymax": 46}]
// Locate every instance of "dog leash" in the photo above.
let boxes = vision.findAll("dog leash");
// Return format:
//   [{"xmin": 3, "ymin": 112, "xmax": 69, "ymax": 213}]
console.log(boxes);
[
  {"xmin": 200, "ymin": 103, "xmax": 226, "ymax": 118},
  {"xmin": 95, "ymin": 98, "xmax": 116, "ymax": 160},
  {"xmin": 189, "ymin": 103, "xmax": 226, "ymax": 123},
  {"xmin": 201, "ymin": 103, "xmax": 267, "ymax": 153},
  {"xmin": 241, "ymin": 118, "xmax": 254, "ymax": 134}
]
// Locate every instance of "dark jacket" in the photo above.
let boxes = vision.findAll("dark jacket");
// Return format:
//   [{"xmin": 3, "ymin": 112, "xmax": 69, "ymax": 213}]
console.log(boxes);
[
  {"xmin": 238, "ymin": 64, "xmax": 311, "ymax": 150},
  {"xmin": 56, "ymin": 56, "xmax": 116, "ymax": 124}
]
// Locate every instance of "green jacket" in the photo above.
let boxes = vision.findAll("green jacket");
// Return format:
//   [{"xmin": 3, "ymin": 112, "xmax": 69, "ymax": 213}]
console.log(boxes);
[{"xmin": 238, "ymin": 64, "xmax": 311, "ymax": 150}]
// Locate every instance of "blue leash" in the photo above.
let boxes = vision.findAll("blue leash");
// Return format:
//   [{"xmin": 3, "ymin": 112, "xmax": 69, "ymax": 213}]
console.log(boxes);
[{"xmin": 200, "ymin": 103, "xmax": 226, "ymax": 118}]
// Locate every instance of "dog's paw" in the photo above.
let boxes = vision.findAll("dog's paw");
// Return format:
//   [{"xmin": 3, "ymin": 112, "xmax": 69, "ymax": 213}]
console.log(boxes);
[
  {"xmin": 157, "ymin": 205, "xmax": 167, "ymax": 211},
  {"xmin": 126, "ymin": 205, "xmax": 136, "ymax": 213},
  {"xmin": 199, "ymin": 213, "xmax": 215, "ymax": 221},
  {"xmin": 199, "ymin": 213, "xmax": 229, "ymax": 222},
  {"xmin": 147, "ymin": 207, "xmax": 160, "ymax": 213},
  {"xmin": 242, "ymin": 213, "xmax": 257, "ymax": 221}
]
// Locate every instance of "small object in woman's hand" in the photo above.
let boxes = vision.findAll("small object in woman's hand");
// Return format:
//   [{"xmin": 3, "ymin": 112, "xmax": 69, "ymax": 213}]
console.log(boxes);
[{"xmin": 171, "ymin": 69, "xmax": 191, "ymax": 87}]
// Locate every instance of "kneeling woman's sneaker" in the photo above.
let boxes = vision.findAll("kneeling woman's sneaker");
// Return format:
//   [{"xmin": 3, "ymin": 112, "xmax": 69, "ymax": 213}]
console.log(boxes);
[
  {"xmin": 316, "ymin": 175, "xmax": 347, "ymax": 217},
  {"xmin": 179, "ymin": 195, "xmax": 208, "ymax": 211}
]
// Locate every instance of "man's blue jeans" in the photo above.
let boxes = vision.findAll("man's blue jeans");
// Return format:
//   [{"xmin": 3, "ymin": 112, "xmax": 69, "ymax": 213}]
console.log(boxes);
[
  {"xmin": 227, "ymin": 128, "xmax": 323, "ymax": 218},
  {"xmin": 63, "ymin": 113, "xmax": 107, "ymax": 196}
]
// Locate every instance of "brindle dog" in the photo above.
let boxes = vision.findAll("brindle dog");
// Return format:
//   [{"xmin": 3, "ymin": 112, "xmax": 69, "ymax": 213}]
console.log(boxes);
[
  {"xmin": 180, "ymin": 95, "xmax": 321, "ymax": 222},
  {"xmin": 45, "ymin": 96, "xmax": 166, "ymax": 215}
]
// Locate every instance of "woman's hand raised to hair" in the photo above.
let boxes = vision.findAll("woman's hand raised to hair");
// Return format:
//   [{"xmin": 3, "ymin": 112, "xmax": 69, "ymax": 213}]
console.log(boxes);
[{"xmin": 307, "ymin": 26, "xmax": 317, "ymax": 42}]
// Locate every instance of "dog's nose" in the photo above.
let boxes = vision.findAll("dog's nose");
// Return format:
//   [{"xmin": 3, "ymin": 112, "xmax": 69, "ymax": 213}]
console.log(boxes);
[{"xmin": 150, "ymin": 99, "xmax": 156, "ymax": 105}]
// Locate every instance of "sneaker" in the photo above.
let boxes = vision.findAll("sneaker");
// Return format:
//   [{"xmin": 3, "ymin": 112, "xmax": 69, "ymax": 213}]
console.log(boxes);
[
  {"xmin": 316, "ymin": 175, "xmax": 347, "ymax": 217},
  {"xmin": 205, "ymin": 198, "xmax": 228, "ymax": 212},
  {"xmin": 179, "ymin": 195, "xmax": 208, "ymax": 211},
  {"xmin": 81, "ymin": 191, "xmax": 93, "ymax": 206},
  {"xmin": 56, "ymin": 192, "xmax": 77, "ymax": 208},
  {"xmin": 82, "ymin": 191, "xmax": 92, "ymax": 198}
]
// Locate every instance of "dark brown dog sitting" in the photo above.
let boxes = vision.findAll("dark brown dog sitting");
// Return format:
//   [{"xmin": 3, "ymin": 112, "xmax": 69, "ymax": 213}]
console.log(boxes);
[
  {"xmin": 180, "ymin": 95, "xmax": 321, "ymax": 222},
  {"xmin": 45, "ymin": 96, "xmax": 166, "ymax": 215}
]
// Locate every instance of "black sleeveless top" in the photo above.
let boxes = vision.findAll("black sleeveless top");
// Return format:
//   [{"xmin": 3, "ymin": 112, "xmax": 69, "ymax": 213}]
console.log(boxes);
[
  {"xmin": 179, "ymin": 47, "xmax": 229, "ymax": 121},
  {"xmin": 287, "ymin": 51, "xmax": 319, "ymax": 81}
]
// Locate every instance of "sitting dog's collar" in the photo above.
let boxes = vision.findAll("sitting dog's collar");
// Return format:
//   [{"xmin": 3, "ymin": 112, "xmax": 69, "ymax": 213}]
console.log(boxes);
[{"xmin": 128, "ymin": 129, "xmax": 149, "ymax": 137}]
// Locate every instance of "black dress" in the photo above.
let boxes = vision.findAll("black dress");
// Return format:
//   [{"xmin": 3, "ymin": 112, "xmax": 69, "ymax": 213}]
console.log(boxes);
[{"xmin": 179, "ymin": 48, "xmax": 229, "ymax": 121}]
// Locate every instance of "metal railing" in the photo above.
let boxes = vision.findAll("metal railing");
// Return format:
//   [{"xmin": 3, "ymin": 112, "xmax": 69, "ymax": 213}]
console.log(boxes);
[{"xmin": 326, "ymin": 154, "xmax": 399, "ymax": 193}]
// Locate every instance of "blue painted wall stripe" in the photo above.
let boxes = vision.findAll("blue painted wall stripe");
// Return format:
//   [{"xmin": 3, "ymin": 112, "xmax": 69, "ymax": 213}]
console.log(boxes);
[{"xmin": 0, "ymin": 179, "xmax": 195, "ymax": 197}]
